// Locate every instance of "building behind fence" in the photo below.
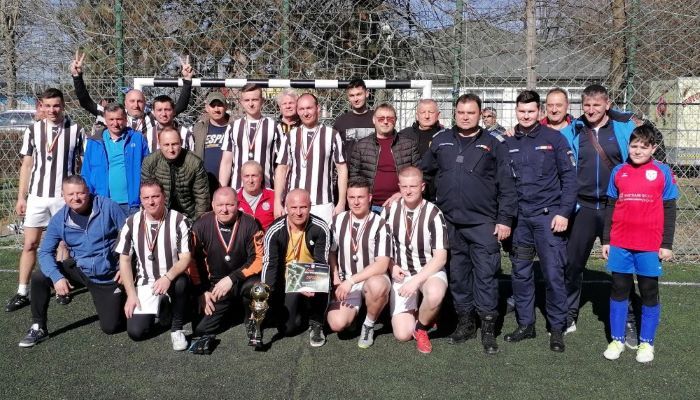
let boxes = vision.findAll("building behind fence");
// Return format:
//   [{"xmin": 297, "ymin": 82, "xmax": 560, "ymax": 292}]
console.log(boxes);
[{"xmin": 0, "ymin": 0, "xmax": 698, "ymax": 260}]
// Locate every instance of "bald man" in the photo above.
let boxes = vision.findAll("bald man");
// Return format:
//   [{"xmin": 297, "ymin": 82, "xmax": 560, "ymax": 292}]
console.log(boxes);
[
  {"xmin": 190, "ymin": 187, "xmax": 264, "ymax": 343},
  {"xmin": 262, "ymin": 189, "xmax": 332, "ymax": 347},
  {"xmin": 141, "ymin": 127, "xmax": 210, "ymax": 220},
  {"xmin": 70, "ymin": 50, "xmax": 193, "ymax": 150}
]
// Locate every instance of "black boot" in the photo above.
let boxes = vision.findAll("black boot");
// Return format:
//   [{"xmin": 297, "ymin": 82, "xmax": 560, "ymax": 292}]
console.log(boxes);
[
  {"xmin": 503, "ymin": 324, "xmax": 536, "ymax": 342},
  {"xmin": 480, "ymin": 314, "xmax": 499, "ymax": 355},
  {"xmin": 448, "ymin": 312, "xmax": 476, "ymax": 344},
  {"xmin": 550, "ymin": 330, "xmax": 565, "ymax": 352}
]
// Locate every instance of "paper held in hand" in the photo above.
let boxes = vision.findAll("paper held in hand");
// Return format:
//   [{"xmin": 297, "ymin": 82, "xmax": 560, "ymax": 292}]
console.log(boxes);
[
  {"xmin": 285, "ymin": 262, "xmax": 331, "ymax": 293},
  {"xmin": 134, "ymin": 284, "xmax": 163, "ymax": 315}
]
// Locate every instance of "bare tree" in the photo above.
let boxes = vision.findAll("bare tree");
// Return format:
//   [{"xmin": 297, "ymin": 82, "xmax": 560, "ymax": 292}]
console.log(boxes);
[{"xmin": 0, "ymin": 0, "xmax": 21, "ymax": 109}]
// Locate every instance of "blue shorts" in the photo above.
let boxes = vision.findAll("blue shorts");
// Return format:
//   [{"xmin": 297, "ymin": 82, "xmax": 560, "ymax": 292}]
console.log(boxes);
[{"xmin": 607, "ymin": 246, "xmax": 662, "ymax": 277}]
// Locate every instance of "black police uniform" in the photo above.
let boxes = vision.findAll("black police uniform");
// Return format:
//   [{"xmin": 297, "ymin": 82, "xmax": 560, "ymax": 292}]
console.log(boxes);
[
  {"xmin": 504, "ymin": 123, "xmax": 577, "ymax": 333},
  {"xmin": 422, "ymin": 127, "xmax": 516, "ymax": 320}
]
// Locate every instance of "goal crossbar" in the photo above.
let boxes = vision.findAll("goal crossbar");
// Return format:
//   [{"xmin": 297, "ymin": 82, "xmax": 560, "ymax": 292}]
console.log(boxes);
[{"xmin": 133, "ymin": 78, "xmax": 432, "ymax": 98}]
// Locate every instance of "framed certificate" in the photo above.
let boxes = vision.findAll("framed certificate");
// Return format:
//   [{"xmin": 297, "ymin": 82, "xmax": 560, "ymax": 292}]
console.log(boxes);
[{"xmin": 285, "ymin": 262, "xmax": 331, "ymax": 293}]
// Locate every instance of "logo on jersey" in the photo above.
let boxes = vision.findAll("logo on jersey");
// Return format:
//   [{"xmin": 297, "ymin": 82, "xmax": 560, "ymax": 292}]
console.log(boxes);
[
  {"xmin": 476, "ymin": 144, "xmax": 491, "ymax": 152},
  {"xmin": 535, "ymin": 145, "xmax": 553, "ymax": 151},
  {"xmin": 646, "ymin": 170, "xmax": 658, "ymax": 181},
  {"xmin": 262, "ymin": 201, "xmax": 270, "ymax": 211}
]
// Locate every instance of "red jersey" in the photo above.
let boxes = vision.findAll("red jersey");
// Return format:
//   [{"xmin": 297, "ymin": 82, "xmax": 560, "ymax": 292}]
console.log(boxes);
[
  {"xmin": 607, "ymin": 160, "xmax": 678, "ymax": 251},
  {"xmin": 237, "ymin": 188, "xmax": 275, "ymax": 231}
]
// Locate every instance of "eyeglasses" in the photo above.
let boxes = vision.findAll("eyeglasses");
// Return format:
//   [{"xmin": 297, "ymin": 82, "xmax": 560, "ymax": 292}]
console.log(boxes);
[
  {"xmin": 376, "ymin": 116, "xmax": 396, "ymax": 123},
  {"xmin": 482, "ymin": 114, "xmax": 495, "ymax": 119}
]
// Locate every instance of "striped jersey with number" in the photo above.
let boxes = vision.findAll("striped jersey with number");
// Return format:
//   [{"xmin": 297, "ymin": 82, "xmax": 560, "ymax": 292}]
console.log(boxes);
[
  {"xmin": 115, "ymin": 210, "xmax": 191, "ymax": 286},
  {"xmin": 221, "ymin": 116, "xmax": 279, "ymax": 188},
  {"xmin": 20, "ymin": 118, "xmax": 84, "ymax": 198},
  {"xmin": 331, "ymin": 211, "xmax": 392, "ymax": 281},
  {"xmin": 382, "ymin": 199, "xmax": 449, "ymax": 276},
  {"xmin": 276, "ymin": 125, "xmax": 345, "ymax": 205}
]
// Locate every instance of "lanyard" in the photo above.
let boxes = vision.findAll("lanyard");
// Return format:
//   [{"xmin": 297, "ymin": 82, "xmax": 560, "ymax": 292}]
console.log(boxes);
[
  {"xmin": 287, "ymin": 220, "xmax": 308, "ymax": 263},
  {"xmin": 244, "ymin": 118, "xmax": 263, "ymax": 158},
  {"xmin": 45, "ymin": 120, "xmax": 65, "ymax": 159},
  {"xmin": 401, "ymin": 200, "xmax": 424, "ymax": 249},
  {"xmin": 216, "ymin": 217, "xmax": 240, "ymax": 260},
  {"xmin": 299, "ymin": 126, "xmax": 320, "ymax": 165},
  {"xmin": 141, "ymin": 212, "xmax": 166, "ymax": 260},
  {"xmin": 349, "ymin": 213, "xmax": 371, "ymax": 260}
]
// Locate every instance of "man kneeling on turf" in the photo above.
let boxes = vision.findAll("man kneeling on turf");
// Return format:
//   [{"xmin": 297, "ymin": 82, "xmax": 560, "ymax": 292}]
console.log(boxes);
[
  {"xmin": 327, "ymin": 179, "xmax": 392, "ymax": 349},
  {"xmin": 382, "ymin": 167, "xmax": 449, "ymax": 354},
  {"xmin": 19, "ymin": 176, "xmax": 126, "ymax": 347},
  {"xmin": 116, "ymin": 179, "xmax": 192, "ymax": 351}
]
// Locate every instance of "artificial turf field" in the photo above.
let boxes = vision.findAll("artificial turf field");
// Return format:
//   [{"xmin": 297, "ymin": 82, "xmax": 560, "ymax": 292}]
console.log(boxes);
[{"xmin": 0, "ymin": 248, "xmax": 697, "ymax": 400}]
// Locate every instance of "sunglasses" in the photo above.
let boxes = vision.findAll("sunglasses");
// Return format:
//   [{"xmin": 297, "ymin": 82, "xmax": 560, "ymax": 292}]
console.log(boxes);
[{"xmin": 376, "ymin": 116, "xmax": 396, "ymax": 123}]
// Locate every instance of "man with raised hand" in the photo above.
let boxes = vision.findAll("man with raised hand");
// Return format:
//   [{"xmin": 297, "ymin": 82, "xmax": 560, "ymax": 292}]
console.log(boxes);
[
  {"xmin": 382, "ymin": 167, "xmax": 448, "ymax": 354},
  {"xmin": 70, "ymin": 50, "xmax": 193, "ymax": 152},
  {"xmin": 274, "ymin": 93, "xmax": 347, "ymax": 225},
  {"xmin": 327, "ymin": 178, "xmax": 392, "ymax": 349},
  {"xmin": 7, "ymin": 88, "xmax": 84, "ymax": 312},
  {"xmin": 116, "ymin": 179, "xmax": 192, "ymax": 351},
  {"xmin": 219, "ymin": 84, "xmax": 279, "ymax": 190}
]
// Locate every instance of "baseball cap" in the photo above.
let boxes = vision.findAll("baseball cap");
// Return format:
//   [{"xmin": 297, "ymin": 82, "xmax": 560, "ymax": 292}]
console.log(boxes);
[{"xmin": 206, "ymin": 92, "xmax": 227, "ymax": 105}]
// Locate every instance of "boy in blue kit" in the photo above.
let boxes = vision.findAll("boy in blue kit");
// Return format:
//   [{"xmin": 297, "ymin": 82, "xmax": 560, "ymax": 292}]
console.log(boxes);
[{"xmin": 601, "ymin": 125, "xmax": 678, "ymax": 363}]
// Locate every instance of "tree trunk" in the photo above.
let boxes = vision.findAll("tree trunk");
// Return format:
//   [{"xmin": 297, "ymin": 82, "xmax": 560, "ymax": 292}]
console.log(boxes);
[
  {"xmin": 610, "ymin": 0, "xmax": 627, "ymax": 105},
  {"xmin": 525, "ymin": 0, "xmax": 537, "ymax": 90},
  {"xmin": 0, "ymin": 0, "xmax": 21, "ymax": 109}
]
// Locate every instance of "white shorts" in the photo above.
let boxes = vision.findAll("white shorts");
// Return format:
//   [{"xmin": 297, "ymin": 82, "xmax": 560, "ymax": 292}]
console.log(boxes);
[
  {"xmin": 24, "ymin": 195, "xmax": 65, "ymax": 228},
  {"xmin": 310, "ymin": 203, "xmax": 334, "ymax": 226},
  {"xmin": 335, "ymin": 274, "xmax": 391, "ymax": 310},
  {"xmin": 390, "ymin": 270, "xmax": 448, "ymax": 316}
]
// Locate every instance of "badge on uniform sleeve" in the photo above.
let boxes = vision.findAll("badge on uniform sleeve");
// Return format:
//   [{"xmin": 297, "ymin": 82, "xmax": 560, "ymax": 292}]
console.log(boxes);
[
  {"xmin": 567, "ymin": 150, "xmax": 576, "ymax": 167},
  {"xmin": 646, "ymin": 170, "xmax": 658, "ymax": 181},
  {"xmin": 262, "ymin": 201, "xmax": 270, "ymax": 211}
]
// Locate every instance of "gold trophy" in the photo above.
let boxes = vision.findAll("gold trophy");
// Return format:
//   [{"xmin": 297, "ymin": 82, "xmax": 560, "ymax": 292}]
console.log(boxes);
[{"xmin": 248, "ymin": 282, "xmax": 271, "ymax": 348}]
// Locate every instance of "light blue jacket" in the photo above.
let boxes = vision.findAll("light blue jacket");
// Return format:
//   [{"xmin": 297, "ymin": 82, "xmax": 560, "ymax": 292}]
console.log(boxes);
[{"xmin": 38, "ymin": 196, "xmax": 126, "ymax": 284}]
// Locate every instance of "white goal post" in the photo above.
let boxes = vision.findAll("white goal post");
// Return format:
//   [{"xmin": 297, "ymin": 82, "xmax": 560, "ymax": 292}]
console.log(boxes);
[{"xmin": 132, "ymin": 78, "xmax": 433, "ymax": 99}]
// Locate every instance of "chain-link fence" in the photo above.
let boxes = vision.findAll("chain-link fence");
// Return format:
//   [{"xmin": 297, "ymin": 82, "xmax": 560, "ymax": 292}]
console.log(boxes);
[{"xmin": 1, "ymin": 0, "xmax": 699, "ymax": 260}]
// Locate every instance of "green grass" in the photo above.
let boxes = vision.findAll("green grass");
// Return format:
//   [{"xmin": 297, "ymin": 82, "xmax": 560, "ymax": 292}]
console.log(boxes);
[{"xmin": 0, "ymin": 250, "xmax": 698, "ymax": 400}]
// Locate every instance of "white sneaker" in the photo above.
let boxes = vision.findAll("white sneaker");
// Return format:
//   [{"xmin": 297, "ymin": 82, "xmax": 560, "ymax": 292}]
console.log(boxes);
[
  {"xmin": 636, "ymin": 343, "xmax": 654, "ymax": 363},
  {"xmin": 171, "ymin": 330, "xmax": 188, "ymax": 351},
  {"xmin": 603, "ymin": 340, "xmax": 625, "ymax": 360}
]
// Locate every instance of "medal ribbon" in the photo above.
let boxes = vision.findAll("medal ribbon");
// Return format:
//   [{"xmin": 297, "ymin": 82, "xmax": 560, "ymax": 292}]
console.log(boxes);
[
  {"xmin": 45, "ymin": 120, "xmax": 65, "ymax": 157},
  {"xmin": 349, "ymin": 214, "xmax": 371, "ymax": 258},
  {"xmin": 141, "ymin": 212, "xmax": 166, "ymax": 258},
  {"xmin": 401, "ymin": 200, "xmax": 424, "ymax": 249},
  {"xmin": 299, "ymin": 126, "xmax": 320, "ymax": 163},
  {"xmin": 245, "ymin": 118, "xmax": 263, "ymax": 157},
  {"xmin": 216, "ymin": 217, "xmax": 240, "ymax": 258}
]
